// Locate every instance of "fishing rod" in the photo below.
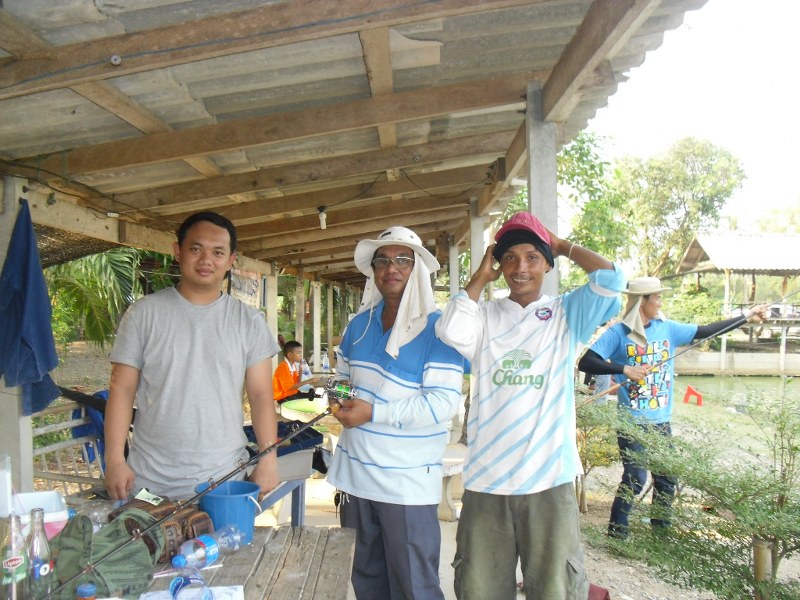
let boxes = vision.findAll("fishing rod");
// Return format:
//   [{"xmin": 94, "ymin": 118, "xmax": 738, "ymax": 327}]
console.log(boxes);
[
  {"xmin": 44, "ymin": 379, "xmax": 355, "ymax": 600},
  {"xmin": 578, "ymin": 287, "xmax": 800, "ymax": 408}
]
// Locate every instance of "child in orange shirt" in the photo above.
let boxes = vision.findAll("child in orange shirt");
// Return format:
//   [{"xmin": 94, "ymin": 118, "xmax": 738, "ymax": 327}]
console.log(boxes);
[{"xmin": 272, "ymin": 340, "xmax": 318, "ymax": 403}]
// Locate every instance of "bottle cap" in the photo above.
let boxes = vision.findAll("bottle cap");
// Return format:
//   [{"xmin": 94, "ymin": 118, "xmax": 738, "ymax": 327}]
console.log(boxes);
[
  {"xmin": 171, "ymin": 554, "xmax": 188, "ymax": 568},
  {"xmin": 76, "ymin": 582, "xmax": 97, "ymax": 598}
]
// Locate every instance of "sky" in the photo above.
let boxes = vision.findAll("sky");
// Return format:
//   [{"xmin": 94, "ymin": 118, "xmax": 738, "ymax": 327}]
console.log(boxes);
[{"xmin": 588, "ymin": 0, "xmax": 799, "ymax": 228}]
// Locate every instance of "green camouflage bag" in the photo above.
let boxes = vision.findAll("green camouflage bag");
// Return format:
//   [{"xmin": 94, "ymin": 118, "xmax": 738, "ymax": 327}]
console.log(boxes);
[{"xmin": 49, "ymin": 507, "xmax": 164, "ymax": 599}]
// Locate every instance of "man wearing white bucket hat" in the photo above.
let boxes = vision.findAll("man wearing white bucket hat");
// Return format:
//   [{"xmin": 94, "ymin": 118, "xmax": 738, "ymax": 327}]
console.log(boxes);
[
  {"xmin": 578, "ymin": 276, "xmax": 768, "ymax": 539},
  {"xmin": 326, "ymin": 226, "xmax": 465, "ymax": 600}
]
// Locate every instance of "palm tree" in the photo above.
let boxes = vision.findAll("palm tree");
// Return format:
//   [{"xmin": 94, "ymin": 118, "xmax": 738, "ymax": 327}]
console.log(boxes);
[{"xmin": 45, "ymin": 248, "xmax": 173, "ymax": 347}]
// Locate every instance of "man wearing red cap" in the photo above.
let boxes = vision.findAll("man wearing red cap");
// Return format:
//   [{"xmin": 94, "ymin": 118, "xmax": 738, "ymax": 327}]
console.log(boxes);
[{"xmin": 436, "ymin": 211, "xmax": 625, "ymax": 599}]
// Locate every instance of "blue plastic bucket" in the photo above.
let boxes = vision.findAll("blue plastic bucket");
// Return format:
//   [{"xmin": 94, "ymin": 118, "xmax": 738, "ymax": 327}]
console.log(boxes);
[{"xmin": 195, "ymin": 480, "xmax": 262, "ymax": 544}]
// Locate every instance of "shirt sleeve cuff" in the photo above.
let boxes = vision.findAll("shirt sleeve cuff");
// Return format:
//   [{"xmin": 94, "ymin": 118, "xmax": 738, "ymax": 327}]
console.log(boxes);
[{"xmin": 371, "ymin": 401, "xmax": 387, "ymax": 424}]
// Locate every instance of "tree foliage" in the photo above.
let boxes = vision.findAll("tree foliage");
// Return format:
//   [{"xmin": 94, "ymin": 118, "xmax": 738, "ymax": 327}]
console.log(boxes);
[
  {"xmin": 611, "ymin": 137, "xmax": 745, "ymax": 276},
  {"xmin": 756, "ymin": 203, "xmax": 800, "ymax": 234},
  {"xmin": 575, "ymin": 397, "xmax": 619, "ymax": 513},
  {"xmin": 560, "ymin": 132, "xmax": 629, "ymax": 259},
  {"xmin": 606, "ymin": 382, "xmax": 800, "ymax": 600},
  {"xmin": 45, "ymin": 248, "xmax": 173, "ymax": 347}
]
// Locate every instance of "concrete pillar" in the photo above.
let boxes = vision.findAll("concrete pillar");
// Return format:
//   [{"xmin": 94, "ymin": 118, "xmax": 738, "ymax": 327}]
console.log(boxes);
[
  {"xmin": 326, "ymin": 282, "xmax": 334, "ymax": 368},
  {"xmin": 468, "ymin": 198, "xmax": 485, "ymax": 278},
  {"xmin": 294, "ymin": 271, "xmax": 305, "ymax": 344},
  {"xmin": 264, "ymin": 270, "xmax": 279, "ymax": 369},
  {"xmin": 449, "ymin": 235, "xmax": 459, "ymax": 296},
  {"xmin": 0, "ymin": 177, "xmax": 34, "ymax": 493},
  {"xmin": 311, "ymin": 280, "xmax": 322, "ymax": 373},
  {"xmin": 525, "ymin": 81, "xmax": 558, "ymax": 297}
]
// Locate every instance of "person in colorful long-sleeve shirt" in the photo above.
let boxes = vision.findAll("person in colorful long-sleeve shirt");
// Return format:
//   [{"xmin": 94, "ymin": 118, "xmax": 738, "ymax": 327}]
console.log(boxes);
[
  {"xmin": 579, "ymin": 276, "xmax": 768, "ymax": 539},
  {"xmin": 326, "ymin": 226, "xmax": 465, "ymax": 600},
  {"xmin": 436, "ymin": 211, "xmax": 624, "ymax": 600}
]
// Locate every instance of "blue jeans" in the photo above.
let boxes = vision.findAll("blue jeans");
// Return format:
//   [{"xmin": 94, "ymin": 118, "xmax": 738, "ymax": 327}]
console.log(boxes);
[{"xmin": 609, "ymin": 422, "xmax": 676, "ymax": 538}]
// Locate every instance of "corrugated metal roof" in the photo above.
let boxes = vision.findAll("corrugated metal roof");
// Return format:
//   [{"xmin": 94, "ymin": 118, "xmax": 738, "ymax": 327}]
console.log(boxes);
[
  {"xmin": 677, "ymin": 233, "xmax": 800, "ymax": 276},
  {"xmin": 0, "ymin": 0, "xmax": 708, "ymax": 282}
]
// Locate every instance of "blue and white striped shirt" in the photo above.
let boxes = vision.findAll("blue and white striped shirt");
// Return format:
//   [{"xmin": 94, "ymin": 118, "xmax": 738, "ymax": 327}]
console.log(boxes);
[{"xmin": 326, "ymin": 302, "xmax": 465, "ymax": 505}]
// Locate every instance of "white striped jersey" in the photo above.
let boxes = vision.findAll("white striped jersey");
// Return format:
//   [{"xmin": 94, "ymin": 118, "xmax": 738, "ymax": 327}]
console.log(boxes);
[{"xmin": 436, "ymin": 266, "xmax": 624, "ymax": 495}]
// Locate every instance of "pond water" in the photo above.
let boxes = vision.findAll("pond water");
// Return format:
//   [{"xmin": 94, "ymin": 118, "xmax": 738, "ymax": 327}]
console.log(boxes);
[{"xmin": 676, "ymin": 374, "xmax": 794, "ymax": 407}]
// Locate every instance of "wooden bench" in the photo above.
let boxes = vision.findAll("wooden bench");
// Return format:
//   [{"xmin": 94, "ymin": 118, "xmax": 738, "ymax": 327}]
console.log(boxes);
[{"xmin": 438, "ymin": 444, "xmax": 466, "ymax": 521}]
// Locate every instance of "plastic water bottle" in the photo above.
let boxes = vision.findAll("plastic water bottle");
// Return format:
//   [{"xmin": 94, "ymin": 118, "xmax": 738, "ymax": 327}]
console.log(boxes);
[
  {"xmin": 170, "ymin": 524, "xmax": 244, "ymax": 569},
  {"xmin": 169, "ymin": 567, "xmax": 212, "ymax": 600},
  {"xmin": 321, "ymin": 352, "xmax": 330, "ymax": 373},
  {"xmin": 301, "ymin": 358, "xmax": 312, "ymax": 380}
]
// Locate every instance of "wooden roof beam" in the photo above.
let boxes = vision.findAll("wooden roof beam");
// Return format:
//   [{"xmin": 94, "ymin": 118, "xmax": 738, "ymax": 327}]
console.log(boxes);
[
  {"xmin": 237, "ymin": 198, "xmax": 470, "ymax": 244},
  {"xmin": 101, "ymin": 132, "xmax": 513, "ymax": 214},
  {"xmin": 189, "ymin": 165, "xmax": 487, "ymax": 229},
  {"xmin": 542, "ymin": 0, "xmax": 659, "ymax": 122},
  {"xmin": 0, "ymin": 0, "xmax": 548, "ymax": 99},
  {"xmin": 22, "ymin": 72, "xmax": 540, "ymax": 176},
  {"xmin": 247, "ymin": 214, "xmax": 466, "ymax": 259}
]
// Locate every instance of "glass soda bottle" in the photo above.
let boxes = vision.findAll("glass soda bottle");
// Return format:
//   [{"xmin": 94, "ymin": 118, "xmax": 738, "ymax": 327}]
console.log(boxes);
[
  {"xmin": 1, "ymin": 514, "xmax": 30, "ymax": 600},
  {"xmin": 27, "ymin": 509, "xmax": 53, "ymax": 600},
  {"xmin": 170, "ymin": 524, "xmax": 244, "ymax": 569}
]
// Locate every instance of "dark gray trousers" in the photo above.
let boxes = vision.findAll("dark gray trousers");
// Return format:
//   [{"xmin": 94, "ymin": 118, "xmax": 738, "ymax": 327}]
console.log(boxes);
[{"xmin": 340, "ymin": 493, "xmax": 444, "ymax": 600}]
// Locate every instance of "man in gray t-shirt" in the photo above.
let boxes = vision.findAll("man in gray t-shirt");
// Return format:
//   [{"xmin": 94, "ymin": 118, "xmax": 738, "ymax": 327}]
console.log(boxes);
[{"xmin": 104, "ymin": 211, "xmax": 281, "ymax": 500}]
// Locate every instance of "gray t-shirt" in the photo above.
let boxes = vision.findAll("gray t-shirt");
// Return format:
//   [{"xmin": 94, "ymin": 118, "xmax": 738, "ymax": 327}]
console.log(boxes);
[{"xmin": 110, "ymin": 286, "xmax": 280, "ymax": 498}]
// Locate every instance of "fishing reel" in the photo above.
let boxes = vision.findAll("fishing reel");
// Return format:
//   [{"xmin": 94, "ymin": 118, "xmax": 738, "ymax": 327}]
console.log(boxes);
[
  {"xmin": 324, "ymin": 378, "xmax": 357, "ymax": 403},
  {"xmin": 303, "ymin": 378, "xmax": 355, "ymax": 414}
]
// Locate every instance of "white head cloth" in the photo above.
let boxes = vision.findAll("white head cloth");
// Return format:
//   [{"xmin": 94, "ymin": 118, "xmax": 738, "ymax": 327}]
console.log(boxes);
[
  {"xmin": 621, "ymin": 295, "xmax": 648, "ymax": 348},
  {"xmin": 621, "ymin": 277, "xmax": 671, "ymax": 348},
  {"xmin": 353, "ymin": 227, "xmax": 439, "ymax": 358}
]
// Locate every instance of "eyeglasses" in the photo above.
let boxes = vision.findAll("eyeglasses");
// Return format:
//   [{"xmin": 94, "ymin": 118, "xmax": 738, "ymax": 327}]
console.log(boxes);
[{"xmin": 371, "ymin": 256, "xmax": 415, "ymax": 270}]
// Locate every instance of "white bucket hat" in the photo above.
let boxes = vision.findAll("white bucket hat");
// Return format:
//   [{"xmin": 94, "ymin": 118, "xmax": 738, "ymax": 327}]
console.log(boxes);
[
  {"xmin": 354, "ymin": 226, "xmax": 439, "ymax": 276},
  {"xmin": 352, "ymin": 226, "xmax": 438, "ymax": 358},
  {"xmin": 625, "ymin": 277, "xmax": 671, "ymax": 296}
]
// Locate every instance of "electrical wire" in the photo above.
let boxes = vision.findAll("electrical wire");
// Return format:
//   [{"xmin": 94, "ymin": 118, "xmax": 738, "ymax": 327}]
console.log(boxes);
[
  {"xmin": 0, "ymin": 158, "xmax": 152, "ymax": 221},
  {"xmin": 398, "ymin": 168, "xmax": 491, "ymax": 200}
]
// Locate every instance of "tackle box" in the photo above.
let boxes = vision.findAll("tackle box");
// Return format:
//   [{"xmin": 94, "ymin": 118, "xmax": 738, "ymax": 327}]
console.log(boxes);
[{"xmin": 243, "ymin": 421, "xmax": 323, "ymax": 481}]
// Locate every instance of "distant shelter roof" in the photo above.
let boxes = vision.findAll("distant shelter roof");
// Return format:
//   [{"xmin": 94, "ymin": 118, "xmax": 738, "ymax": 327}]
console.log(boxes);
[{"xmin": 676, "ymin": 234, "xmax": 800, "ymax": 277}]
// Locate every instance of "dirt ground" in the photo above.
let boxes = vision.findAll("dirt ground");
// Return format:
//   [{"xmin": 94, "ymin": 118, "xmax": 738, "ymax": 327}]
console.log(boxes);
[{"xmin": 49, "ymin": 342, "xmax": 756, "ymax": 599}]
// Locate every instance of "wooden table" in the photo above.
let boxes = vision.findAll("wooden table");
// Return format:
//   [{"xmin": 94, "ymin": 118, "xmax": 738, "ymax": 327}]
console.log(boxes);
[{"xmin": 147, "ymin": 526, "xmax": 355, "ymax": 600}]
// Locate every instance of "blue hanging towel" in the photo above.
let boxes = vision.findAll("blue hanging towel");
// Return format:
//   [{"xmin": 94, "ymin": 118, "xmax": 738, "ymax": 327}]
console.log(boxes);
[{"xmin": 0, "ymin": 199, "xmax": 60, "ymax": 414}]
